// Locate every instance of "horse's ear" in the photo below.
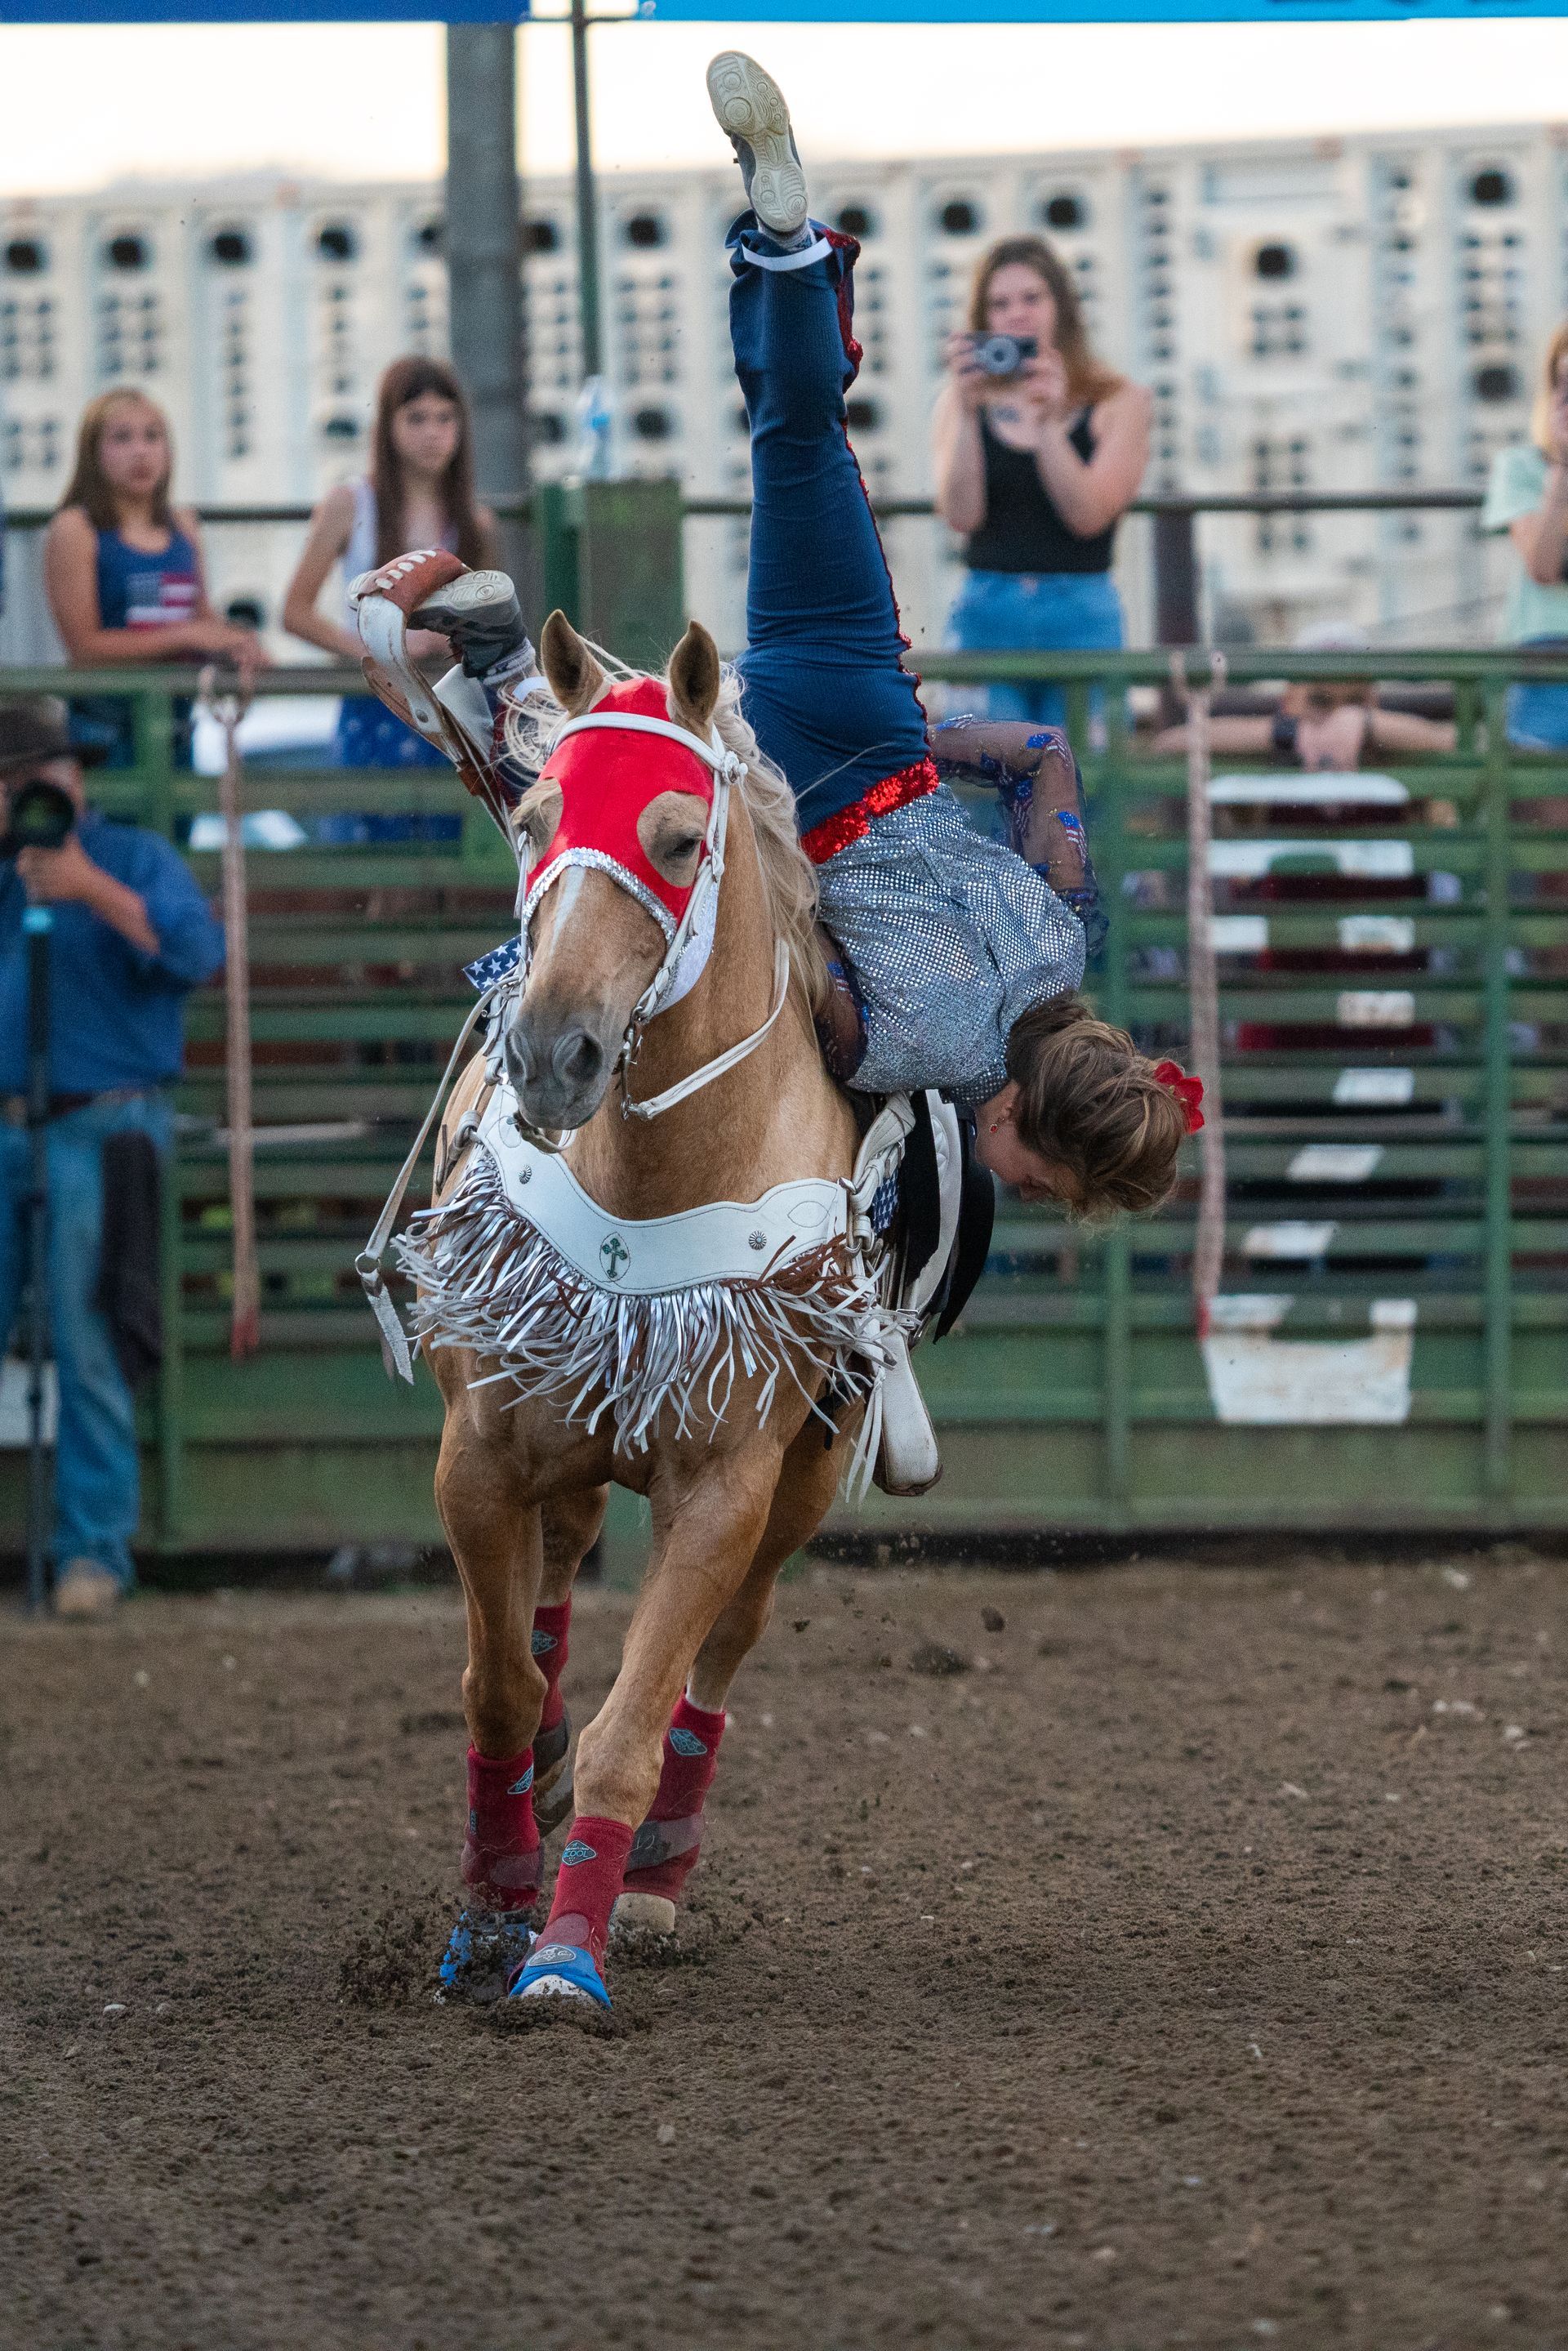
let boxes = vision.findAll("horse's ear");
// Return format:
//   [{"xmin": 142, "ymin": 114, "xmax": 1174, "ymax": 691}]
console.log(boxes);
[
  {"xmin": 666, "ymin": 620, "xmax": 721, "ymax": 742},
  {"xmin": 540, "ymin": 609, "xmax": 608, "ymax": 717}
]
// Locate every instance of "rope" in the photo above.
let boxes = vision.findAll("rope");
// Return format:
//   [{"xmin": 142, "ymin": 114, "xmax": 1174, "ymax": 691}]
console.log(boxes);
[
  {"xmin": 200, "ymin": 667, "xmax": 260, "ymax": 1360},
  {"xmin": 1174, "ymin": 648, "xmax": 1228, "ymax": 1341}
]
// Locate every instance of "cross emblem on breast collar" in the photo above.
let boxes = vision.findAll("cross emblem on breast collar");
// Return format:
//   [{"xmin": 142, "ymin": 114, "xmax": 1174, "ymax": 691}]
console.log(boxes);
[{"xmin": 599, "ymin": 1234, "xmax": 630, "ymax": 1281}]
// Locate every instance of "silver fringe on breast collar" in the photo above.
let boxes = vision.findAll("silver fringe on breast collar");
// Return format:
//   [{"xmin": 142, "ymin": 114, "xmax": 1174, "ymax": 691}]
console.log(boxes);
[{"xmin": 395, "ymin": 1144, "xmax": 914, "ymax": 1468}]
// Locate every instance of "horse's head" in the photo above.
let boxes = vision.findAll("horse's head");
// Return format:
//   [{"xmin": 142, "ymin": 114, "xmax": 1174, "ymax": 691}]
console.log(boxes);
[{"xmin": 503, "ymin": 609, "xmax": 727, "ymax": 1132}]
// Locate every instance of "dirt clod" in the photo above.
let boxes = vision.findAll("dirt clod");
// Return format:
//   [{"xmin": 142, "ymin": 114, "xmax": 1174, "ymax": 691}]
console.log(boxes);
[{"xmin": 908, "ymin": 1639, "xmax": 970, "ymax": 1676}]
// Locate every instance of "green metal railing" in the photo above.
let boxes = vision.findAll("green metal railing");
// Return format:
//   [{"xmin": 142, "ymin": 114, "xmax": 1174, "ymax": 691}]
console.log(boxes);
[{"xmin": 0, "ymin": 645, "xmax": 1564, "ymax": 1555}]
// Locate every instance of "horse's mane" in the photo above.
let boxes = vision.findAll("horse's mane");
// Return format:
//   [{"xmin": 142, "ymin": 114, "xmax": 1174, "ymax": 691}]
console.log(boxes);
[{"xmin": 502, "ymin": 645, "xmax": 828, "ymax": 1011}]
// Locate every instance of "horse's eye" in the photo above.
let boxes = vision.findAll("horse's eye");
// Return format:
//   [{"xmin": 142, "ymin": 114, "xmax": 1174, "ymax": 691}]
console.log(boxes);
[{"xmin": 513, "ymin": 781, "xmax": 562, "ymax": 860}]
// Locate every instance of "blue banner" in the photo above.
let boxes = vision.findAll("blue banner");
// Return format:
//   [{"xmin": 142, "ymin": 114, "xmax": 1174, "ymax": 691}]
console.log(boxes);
[
  {"xmin": 0, "ymin": 1, "xmax": 528, "ymax": 15},
  {"xmin": 1, "ymin": 0, "xmax": 1563, "ymax": 16},
  {"xmin": 644, "ymin": 0, "xmax": 1563, "ymax": 14}
]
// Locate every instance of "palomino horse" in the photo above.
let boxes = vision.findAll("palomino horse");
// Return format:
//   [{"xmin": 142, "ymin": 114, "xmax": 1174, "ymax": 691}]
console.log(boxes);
[{"xmin": 408, "ymin": 610, "xmax": 886, "ymax": 2007}]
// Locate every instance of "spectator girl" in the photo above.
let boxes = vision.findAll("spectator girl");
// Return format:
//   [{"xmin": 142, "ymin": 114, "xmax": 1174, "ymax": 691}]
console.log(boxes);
[
  {"xmin": 933, "ymin": 234, "xmax": 1151, "ymax": 731},
  {"xmin": 1482, "ymin": 319, "xmax": 1568, "ymax": 748},
  {"xmin": 44, "ymin": 388, "xmax": 263, "ymax": 766},
  {"xmin": 283, "ymin": 357, "xmax": 501, "ymax": 770}
]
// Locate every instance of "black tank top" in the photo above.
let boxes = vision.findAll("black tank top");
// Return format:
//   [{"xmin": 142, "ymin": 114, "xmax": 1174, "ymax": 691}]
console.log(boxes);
[{"xmin": 964, "ymin": 407, "xmax": 1116, "ymax": 577}]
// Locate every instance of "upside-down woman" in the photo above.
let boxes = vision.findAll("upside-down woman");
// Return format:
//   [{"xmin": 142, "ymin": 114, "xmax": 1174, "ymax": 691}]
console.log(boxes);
[{"xmin": 399, "ymin": 54, "xmax": 1196, "ymax": 1224}]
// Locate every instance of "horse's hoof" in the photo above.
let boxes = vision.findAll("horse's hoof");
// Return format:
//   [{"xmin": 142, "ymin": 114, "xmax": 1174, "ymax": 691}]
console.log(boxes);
[
  {"xmin": 611, "ymin": 1890, "xmax": 677, "ymax": 1939},
  {"xmin": 434, "ymin": 1907, "xmax": 535, "ymax": 2005},
  {"xmin": 508, "ymin": 1938, "xmax": 612, "ymax": 2010},
  {"xmin": 532, "ymin": 1706, "xmax": 575, "ymax": 1836}
]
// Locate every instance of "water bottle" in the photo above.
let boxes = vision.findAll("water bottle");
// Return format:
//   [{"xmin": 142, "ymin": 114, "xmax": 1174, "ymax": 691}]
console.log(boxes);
[{"xmin": 573, "ymin": 375, "xmax": 618, "ymax": 481}]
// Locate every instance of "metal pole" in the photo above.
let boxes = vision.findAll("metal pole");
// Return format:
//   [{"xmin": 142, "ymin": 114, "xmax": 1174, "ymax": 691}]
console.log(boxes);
[
  {"xmin": 1152, "ymin": 505, "xmax": 1199, "ymax": 647},
  {"xmin": 445, "ymin": 24, "xmax": 529, "ymax": 566},
  {"xmin": 1480, "ymin": 680, "xmax": 1514, "ymax": 1513},
  {"xmin": 24, "ymin": 908, "xmax": 52, "ymax": 1613},
  {"xmin": 571, "ymin": 0, "xmax": 604, "ymax": 382}
]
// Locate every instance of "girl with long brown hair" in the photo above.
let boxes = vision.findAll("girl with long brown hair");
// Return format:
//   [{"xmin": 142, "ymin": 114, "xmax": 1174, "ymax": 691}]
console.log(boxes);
[
  {"xmin": 283, "ymin": 356, "xmax": 500, "ymax": 770},
  {"xmin": 44, "ymin": 388, "xmax": 263, "ymax": 765},
  {"xmin": 933, "ymin": 233, "xmax": 1151, "ymax": 731}
]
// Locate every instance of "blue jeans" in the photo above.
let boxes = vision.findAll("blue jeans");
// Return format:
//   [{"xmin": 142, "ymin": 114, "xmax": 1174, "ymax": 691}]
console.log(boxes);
[
  {"xmin": 728, "ymin": 218, "xmax": 929, "ymax": 836},
  {"xmin": 0, "ymin": 1092, "xmax": 172, "ymax": 1586},
  {"xmin": 1505, "ymin": 638, "xmax": 1568, "ymax": 749},
  {"xmin": 947, "ymin": 568, "xmax": 1124, "ymax": 731}
]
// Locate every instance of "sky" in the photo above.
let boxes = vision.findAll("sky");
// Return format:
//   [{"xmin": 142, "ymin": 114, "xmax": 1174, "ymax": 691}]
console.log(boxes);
[{"xmin": 0, "ymin": 18, "xmax": 1564, "ymax": 199}]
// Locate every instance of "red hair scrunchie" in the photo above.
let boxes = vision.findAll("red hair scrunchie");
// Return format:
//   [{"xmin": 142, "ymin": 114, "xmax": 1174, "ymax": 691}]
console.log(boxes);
[{"xmin": 1153, "ymin": 1060, "xmax": 1205, "ymax": 1133}]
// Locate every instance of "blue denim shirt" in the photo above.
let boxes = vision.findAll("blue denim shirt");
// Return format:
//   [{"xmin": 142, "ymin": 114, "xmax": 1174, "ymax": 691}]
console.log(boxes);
[{"xmin": 0, "ymin": 812, "xmax": 225, "ymax": 1095}]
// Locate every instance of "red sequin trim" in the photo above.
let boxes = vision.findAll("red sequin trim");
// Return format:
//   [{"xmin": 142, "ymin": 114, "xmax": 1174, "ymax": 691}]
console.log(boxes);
[{"xmin": 800, "ymin": 757, "xmax": 941, "ymax": 866}]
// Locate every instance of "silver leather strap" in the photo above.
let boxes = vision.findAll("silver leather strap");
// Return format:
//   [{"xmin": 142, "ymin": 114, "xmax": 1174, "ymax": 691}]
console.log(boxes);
[
  {"xmin": 621, "ymin": 941, "xmax": 791, "ymax": 1123},
  {"xmin": 548, "ymin": 709, "xmax": 738, "ymax": 778}
]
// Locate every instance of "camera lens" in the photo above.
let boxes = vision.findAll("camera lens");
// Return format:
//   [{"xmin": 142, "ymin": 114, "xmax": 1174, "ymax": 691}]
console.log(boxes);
[{"xmin": 4, "ymin": 778, "xmax": 76, "ymax": 854}]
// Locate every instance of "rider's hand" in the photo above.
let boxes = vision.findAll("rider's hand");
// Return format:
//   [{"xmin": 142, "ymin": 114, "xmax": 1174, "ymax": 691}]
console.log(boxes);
[{"xmin": 405, "ymin": 627, "xmax": 453, "ymax": 666}]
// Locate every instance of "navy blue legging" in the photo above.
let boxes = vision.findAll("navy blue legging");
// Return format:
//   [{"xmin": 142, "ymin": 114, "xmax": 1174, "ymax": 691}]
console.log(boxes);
[{"xmin": 728, "ymin": 218, "xmax": 929, "ymax": 838}]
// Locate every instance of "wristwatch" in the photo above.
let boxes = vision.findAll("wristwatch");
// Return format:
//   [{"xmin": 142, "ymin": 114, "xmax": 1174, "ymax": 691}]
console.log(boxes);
[{"xmin": 1271, "ymin": 711, "xmax": 1300, "ymax": 762}]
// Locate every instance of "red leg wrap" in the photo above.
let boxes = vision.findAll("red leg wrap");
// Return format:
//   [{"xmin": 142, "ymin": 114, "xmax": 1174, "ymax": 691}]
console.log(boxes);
[
  {"xmin": 539, "ymin": 1816, "xmax": 636, "ymax": 1971},
  {"xmin": 621, "ymin": 1694, "xmax": 726, "ymax": 1906},
  {"xmin": 532, "ymin": 1601, "xmax": 571, "ymax": 1733},
  {"xmin": 461, "ymin": 1745, "xmax": 541, "ymax": 1912}
]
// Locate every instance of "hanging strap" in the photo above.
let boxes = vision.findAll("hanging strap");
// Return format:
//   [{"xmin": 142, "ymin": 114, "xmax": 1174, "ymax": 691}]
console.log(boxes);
[
  {"xmin": 356, "ymin": 984, "xmax": 501, "ymax": 1381},
  {"xmin": 1175, "ymin": 649, "xmax": 1229, "ymax": 1340},
  {"xmin": 199, "ymin": 669, "xmax": 260, "ymax": 1360}
]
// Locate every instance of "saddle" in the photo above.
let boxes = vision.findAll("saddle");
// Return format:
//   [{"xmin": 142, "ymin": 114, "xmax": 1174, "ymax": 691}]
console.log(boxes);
[{"xmin": 849, "ymin": 1088, "xmax": 995, "ymax": 1497}]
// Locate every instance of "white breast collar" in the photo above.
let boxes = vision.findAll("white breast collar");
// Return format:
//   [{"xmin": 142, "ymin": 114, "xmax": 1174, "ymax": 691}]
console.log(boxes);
[{"xmin": 475, "ymin": 1082, "xmax": 860, "ymax": 1291}]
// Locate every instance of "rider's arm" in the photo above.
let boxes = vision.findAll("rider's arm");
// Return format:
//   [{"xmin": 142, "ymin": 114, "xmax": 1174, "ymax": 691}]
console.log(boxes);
[{"xmin": 931, "ymin": 716, "xmax": 1105, "ymax": 954}]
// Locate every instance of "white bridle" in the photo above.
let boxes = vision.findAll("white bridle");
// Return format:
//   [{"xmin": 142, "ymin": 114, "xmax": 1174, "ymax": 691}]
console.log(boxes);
[{"xmin": 502, "ymin": 707, "xmax": 791, "ymax": 1154}]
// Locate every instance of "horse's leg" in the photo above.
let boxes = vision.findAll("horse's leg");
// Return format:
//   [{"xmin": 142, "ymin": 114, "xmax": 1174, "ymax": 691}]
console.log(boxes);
[
  {"xmin": 614, "ymin": 1420, "xmax": 846, "ymax": 1936},
  {"xmin": 531, "ymin": 1484, "xmax": 609, "ymax": 1835},
  {"xmin": 511, "ymin": 1452, "xmax": 783, "ymax": 2007},
  {"xmin": 432, "ymin": 1403, "xmax": 548, "ymax": 2001}
]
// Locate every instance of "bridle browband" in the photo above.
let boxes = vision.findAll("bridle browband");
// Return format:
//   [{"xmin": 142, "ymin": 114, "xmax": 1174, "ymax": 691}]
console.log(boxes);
[{"xmin": 505, "ymin": 700, "xmax": 792, "ymax": 1154}]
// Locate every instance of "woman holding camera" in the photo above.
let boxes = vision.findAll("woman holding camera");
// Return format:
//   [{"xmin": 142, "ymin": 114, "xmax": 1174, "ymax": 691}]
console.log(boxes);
[{"xmin": 933, "ymin": 234, "xmax": 1150, "ymax": 731}]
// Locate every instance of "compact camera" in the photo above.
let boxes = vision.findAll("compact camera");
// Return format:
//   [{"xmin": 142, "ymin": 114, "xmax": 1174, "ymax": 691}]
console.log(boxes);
[
  {"xmin": 0, "ymin": 776, "xmax": 77, "ymax": 862},
  {"xmin": 969, "ymin": 332, "xmax": 1038, "ymax": 379}
]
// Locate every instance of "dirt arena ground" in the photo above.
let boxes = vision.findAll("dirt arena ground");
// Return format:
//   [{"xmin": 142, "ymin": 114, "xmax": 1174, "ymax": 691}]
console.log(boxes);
[{"xmin": 3, "ymin": 1551, "xmax": 1566, "ymax": 2351}]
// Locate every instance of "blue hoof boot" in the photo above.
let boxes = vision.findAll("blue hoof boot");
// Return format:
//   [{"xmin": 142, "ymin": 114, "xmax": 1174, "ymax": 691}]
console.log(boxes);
[
  {"xmin": 508, "ymin": 1938, "xmax": 612, "ymax": 2010},
  {"xmin": 436, "ymin": 1908, "xmax": 536, "ymax": 2005}
]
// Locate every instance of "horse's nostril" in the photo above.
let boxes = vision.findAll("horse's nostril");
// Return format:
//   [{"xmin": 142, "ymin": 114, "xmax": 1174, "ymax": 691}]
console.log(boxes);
[
  {"xmin": 554, "ymin": 1029, "xmax": 604, "ymax": 1091},
  {"xmin": 506, "ymin": 1028, "xmax": 538, "ymax": 1090}
]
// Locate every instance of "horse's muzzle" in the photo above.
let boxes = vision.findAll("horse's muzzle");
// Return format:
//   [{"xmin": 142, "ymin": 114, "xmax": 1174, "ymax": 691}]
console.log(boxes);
[{"xmin": 506, "ymin": 1004, "xmax": 617, "ymax": 1132}]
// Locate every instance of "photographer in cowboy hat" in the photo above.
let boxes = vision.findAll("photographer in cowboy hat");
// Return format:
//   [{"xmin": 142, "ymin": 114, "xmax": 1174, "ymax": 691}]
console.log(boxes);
[{"xmin": 0, "ymin": 697, "xmax": 223, "ymax": 1617}]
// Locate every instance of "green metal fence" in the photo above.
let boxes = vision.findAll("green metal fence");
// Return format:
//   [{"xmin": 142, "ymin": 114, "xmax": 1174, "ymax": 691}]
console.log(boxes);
[{"xmin": 1, "ymin": 645, "xmax": 1564, "ymax": 1561}]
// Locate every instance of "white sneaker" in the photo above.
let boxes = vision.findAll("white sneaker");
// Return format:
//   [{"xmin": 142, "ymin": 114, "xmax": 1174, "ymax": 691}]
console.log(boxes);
[
  {"xmin": 54, "ymin": 1559, "xmax": 122, "ymax": 1620},
  {"xmin": 706, "ymin": 52, "xmax": 808, "ymax": 239}
]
